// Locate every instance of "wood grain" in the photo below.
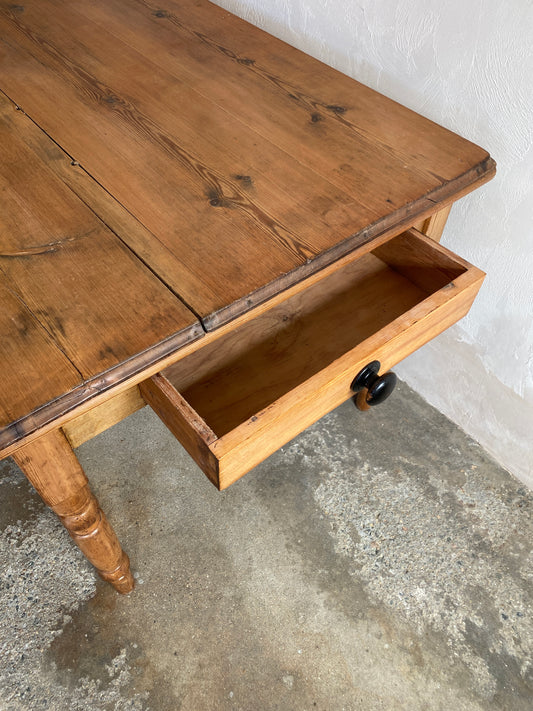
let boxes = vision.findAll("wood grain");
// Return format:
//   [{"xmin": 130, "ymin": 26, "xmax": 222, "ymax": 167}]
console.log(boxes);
[
  {"xmin": 0, "ymin": 0, "xmax": 495, "ymax": 328},
  {"xmin": 164, "ymin": 255, "xmax": 426, "ymax": 437},
  {"xmin": 151, "ymin": 230, "xmax": 485, "ymax": 488},
  {"xmin": 72, "ymin": 0, "xmax": 491, "ymax": 189},
  {"xmin": 0, "ymin": 215, "xmax": 462, "ymax": 459},
  {"xmin": 0, "ymin": 94, "xmax": 201, "ymax": 309},
  {"xmin": 63, "ymin": 386, "xmax": 146, "ymax": 449},
  {"xmin": 0, "ymin": 87, "xmax": 202, "ymax": 451},
  {"xmin": 0, "ymin": 278, "xmax": 81, "ymax": 429},
  {"xmin": 0, "ymin": 2, "xmax": 353, "ymax": 313},
  {"xmin": 0, "ymin": 104, "xmax": 200, "ymax": 377},
  {"xmin": 416, "ymin": 205, "xmax": 453, "ymax": 242},
  {"xmin": 139, "ymin": 375, "xmax": 219, "ymax": 486}
]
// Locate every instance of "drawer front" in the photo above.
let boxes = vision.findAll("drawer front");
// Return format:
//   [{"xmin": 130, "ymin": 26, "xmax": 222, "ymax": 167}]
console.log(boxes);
[{"xmin": 140, "ymin": 230, "xmax": 484, "ymax": 490}]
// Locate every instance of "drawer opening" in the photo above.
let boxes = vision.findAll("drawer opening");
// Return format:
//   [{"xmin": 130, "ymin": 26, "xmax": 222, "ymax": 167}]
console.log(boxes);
[{"xmin": 161, "ymin": 230, "xmax": 467, "ymax": 439}]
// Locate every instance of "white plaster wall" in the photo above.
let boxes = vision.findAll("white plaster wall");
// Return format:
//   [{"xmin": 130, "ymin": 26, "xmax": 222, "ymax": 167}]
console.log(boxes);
[{"xmin": 215, "ymin": 0, "xmax": 533, "ymax": 485}]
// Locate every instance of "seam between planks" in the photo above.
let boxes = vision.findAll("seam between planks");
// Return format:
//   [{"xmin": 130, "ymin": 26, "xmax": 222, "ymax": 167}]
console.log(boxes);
[{"xmin": 0, "ymin": 89, "xmax": 208, "ymax": 331}]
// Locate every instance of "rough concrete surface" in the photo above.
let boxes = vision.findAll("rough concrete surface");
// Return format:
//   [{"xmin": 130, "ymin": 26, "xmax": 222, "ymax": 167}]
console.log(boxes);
[{"xmin": 0, "ymin": 381, "xmax": 531, "ymax": 710}]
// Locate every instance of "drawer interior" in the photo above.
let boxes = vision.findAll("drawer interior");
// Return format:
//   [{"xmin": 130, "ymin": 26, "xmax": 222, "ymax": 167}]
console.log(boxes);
[{"xmin": 162, "ymin": 230, "xmax": 467, "ymax": 438}]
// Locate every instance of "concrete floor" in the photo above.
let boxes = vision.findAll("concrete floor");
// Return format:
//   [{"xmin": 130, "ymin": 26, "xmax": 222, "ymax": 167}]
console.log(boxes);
[{"xmin": 0, "ymin": 381, "xmax": 532, "ymax": 710}]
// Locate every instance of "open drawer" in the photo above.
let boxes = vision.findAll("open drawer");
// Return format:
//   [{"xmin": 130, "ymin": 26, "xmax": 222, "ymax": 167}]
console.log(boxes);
[{"xmin": 140, "ymin": 229, "xmax": 484, "ymax": 490}]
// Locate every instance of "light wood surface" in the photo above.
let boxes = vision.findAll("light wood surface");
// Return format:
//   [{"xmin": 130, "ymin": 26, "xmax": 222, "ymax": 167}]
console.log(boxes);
[
  {"xmin": 140, "ymin": 376, "xmax": 220, "ymax": 486},
  {"xmin": 0, "ymin": 207, "xmax": 480, "ymax": 459},
  {"xmin": 63, "ymin": 386, "xmax": 146, "ymax": 449},
  {"xmin": 215, "ymin": 272, "xmax": 482, "ymax": 490},
  {"xmin": 0, "ymin": 93, "xmax": 202, "ymax": 449},
  {"xmin": 12, "ymin": 429, "xmax": 134, "ymax": 593},
  {"xmin": 0, "ymin": 278, "xmax": 81, "ymax": 429},
  {"xmin": 0, "ymin": 0, "xmax": 494, "ymax": 331},
  {"xmin": 0, "ymin": 102, "xmax": 199, "ymax": 378},
  {"xmin": 416, "ymin": 205, "xmax": 453, "ymax": 242},
  {"xmin": 147, "ymin": 230, "xmax": 485, "ymax": 489},
  {"xmin": 0, "ymin": 0, "xmax": 495, "ymax": 592},
  {"xmin": 164, "ymin": 255, "xmax": 427, "ymax": 437}
]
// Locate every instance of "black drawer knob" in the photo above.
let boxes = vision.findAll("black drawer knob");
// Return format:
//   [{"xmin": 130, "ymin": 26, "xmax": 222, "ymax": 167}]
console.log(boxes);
[{"xmin": 351, "ymin": 360, "xmax": 397, "ymax": 411}]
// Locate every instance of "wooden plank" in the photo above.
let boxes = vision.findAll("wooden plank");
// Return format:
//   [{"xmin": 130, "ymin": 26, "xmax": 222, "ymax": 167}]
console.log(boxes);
[
  {"xmin": 70, "ymin": 0, "xmax": 491, "ymax": 189},
  {"xmin": 62, "ymin": 386, "xmax": 146, "ymax": 449},
  {"xmin": 0, "ymin": 92, "xmax": 196, "ymax": 304},
  {"xmin": 26, "ymin": 0, "xmax": 386, "ymax": 244},
  {"xmin": 0, "ymin": 105, "xmax": 201, "ymax": 380},
  {"xmin": 139, "ymin": 375, "xmax": 220, "ymax": 486},
  {"xmin": 0, "ymin": 3, "xmax": 357, "ymax": 313},
  {"xmin": 0, "ymin": 0, "xmax": 495, "ymax": 328},
  {"xmin": 0, "ymin": 278, "xmax": 82, "ymax": 429},
  {"xmin": 25, "ymin": 0, "xmax": 440, "ymax": 213}
]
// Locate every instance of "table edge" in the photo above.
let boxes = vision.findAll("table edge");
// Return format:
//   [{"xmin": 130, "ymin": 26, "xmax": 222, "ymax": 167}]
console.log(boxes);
[
  {"xmin": 202, "ymin": 156, "xmax": 496, "ymax": 330},
  {"xmin": 0, "ymin": 321, "xmax": 204, "ymax": 457},
  {"xmin": 0, "ymin": 156, "xmax": 496, "ymax": 458}
]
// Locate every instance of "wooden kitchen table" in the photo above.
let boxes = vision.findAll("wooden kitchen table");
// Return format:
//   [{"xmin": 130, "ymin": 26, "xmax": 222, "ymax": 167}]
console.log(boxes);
[{"xmin": 0, "ymin": 0, "xmax": 495, "ymax": 593}]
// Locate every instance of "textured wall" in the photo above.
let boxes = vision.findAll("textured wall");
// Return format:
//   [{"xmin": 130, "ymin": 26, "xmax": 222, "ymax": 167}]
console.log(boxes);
[{"xmin": 214, "ymin": 0, "xmax": 533, "ymax": 485}]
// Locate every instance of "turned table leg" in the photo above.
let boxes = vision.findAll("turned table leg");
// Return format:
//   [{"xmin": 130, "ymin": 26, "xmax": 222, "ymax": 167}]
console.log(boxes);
[{"xmin": 12, "ymin": 429, "xmax": 134, "ymax": 594}]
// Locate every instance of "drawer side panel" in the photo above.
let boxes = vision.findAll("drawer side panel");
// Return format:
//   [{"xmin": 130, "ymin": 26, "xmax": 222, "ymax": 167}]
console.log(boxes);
[{"xmin": 140, "ymin": 375, "xmax": 220, "ymax": 488}]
